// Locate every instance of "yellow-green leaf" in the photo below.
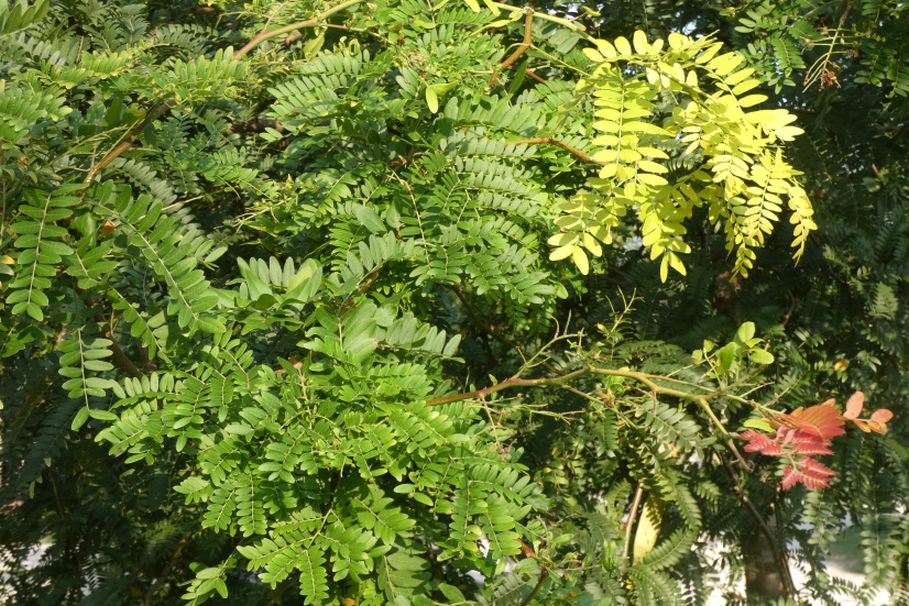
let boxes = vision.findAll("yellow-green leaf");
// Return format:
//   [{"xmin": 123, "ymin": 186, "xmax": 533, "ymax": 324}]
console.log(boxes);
[
  {"xmin": 638, "ymin": 160, "xmax": 668, "ymax": 174},
  {"xmin": 774, "ymin": 125, "xmax": 804, "ymax": 142},
  {"xmin": 582, "ymin": 232, "xmax": 603, "ymax": 256},
  {"xmin": 481, "ymin": 0, "xmax": 500, "ymax": 15},
  {"xmin": 547, "ymin": 232, "xmax": 578, "ymax": 247},
  {"xmin": 583, "ymin": 47, "xmax": 604, "ymax": 63},
  {"xmin": 425, "ymin": 87, "xmax": 439, "ymax": 114},
  {"xmin": 659, "ymin": 254, "xmax": 670, "ymax": 282},
  {"xmin": 614, "ymin": 36, "xmax": 631, "ymax": 55},
  {"xmin": 744, "ymin": 417, "xmax": 774, "ymax": 432},
  {"xmin": 618, "ymin": 149, "xmax": 642, "ymax": 163},
  {"xmin": 668, "ymin": 32, "xmax": 688, "ymax": 50},
  {"xmin": 739, "ymin": 94, "xmax": 768, "ymax": 108},
  {"xmin": 572, "ymin": 246, "xmax": 590, "ymax": 274},
  {"xmin": 549, "ymin": 244, "xmax": 575, "ymax": 261},
  {"xmin": 595, "ymin": 39, "xmax": 617, "ymax": 58},
  {"xmin": 632, "ymin": 30, "xmax": 650, "ymax": 54},
  {"xmin": 633, "ymin": 502, "xmax": 660, "ymax": 561},
  {"xmin": 637, "ymin": 172, "xmax": 669, "ymax": 186}
]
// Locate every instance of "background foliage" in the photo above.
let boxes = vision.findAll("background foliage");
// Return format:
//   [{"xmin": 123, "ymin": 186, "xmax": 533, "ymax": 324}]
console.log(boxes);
[{"xmin": 0, "ymin": 1, "xmax": 906, "ymax": 605}]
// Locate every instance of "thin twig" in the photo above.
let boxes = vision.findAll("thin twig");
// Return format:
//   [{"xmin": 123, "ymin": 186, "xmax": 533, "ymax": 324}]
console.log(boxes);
[
  {"xmin": 491, "ymin": 3, "xmax": 591, "ymax": 38},
  {"xmin": 524, "ymin": 68, "xmax": 546, "ymax": 83},
  {"xmin": 431, "ymin": 363, "xmax": 751, "ymax": 467},
  {"xmin": 836, "ymin": 0, "xmax": 854, "ymax": 30},
  {"xmin": 621, "ymin": 483, "xmax": 645, "ymax": 572},
  {"xmin": 589, "ymin": 367, "xmax": 750, "ymax": 465},
  {"xmin": 83, "ymin": 101, "xmax": 174, "ymax": 188},
  {"xmin": 589, "ymin": 367, "xmax": 710, "ymax": 402},
  {"xmin": 338, "ymin": 265, "xmax": 383, "ymax": 314},
  {"xmin": 488, "ymin": 8, "xmax": 534, "ymax": 89},
  {"xmin": 233, "ymin": 0, "xmax": 365, "ymax": 58},
  {"xmin": 426, "ymin": 368, "xmax": 589, "ymax": 406},
  {"xmin": 803, "ymin": 0, "xmax": 853, "ymax": 91},
  {"xmin": 509, "ymin": 136, "xmax": 601, "ymax": 165},
  {"xmin": 517, "ymin": 566, "xmax": 549, "ymax": 606},
  {"xmin": 108, "ymin": 335, "xmax": 143, "ymax": 378}
]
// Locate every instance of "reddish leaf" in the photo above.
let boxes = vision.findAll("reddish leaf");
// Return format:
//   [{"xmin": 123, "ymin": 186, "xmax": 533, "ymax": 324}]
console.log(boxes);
[
  {"xmin": 781, "ymin": 457, "xmax": 835, "ymax": 490},
  {"xmin": 862, "ymin": 408, "xmax": 894, "ymax": 434},
  {"xmin": 741, "ymin": 430, "xmax": 785, "ymax": 456},
  {"xmin": 800, "ymin": 472, "xmax": 832, "ymax": 490},
  {"xmin": 798, "ymin": 456, "xmax": 836, "ymax": 488},
  {"xmin": 870, "ymin": 408, "xmax": 893, "ymax": 424},
  {"xmin": 852, "ymin": 419, "xmax": 872, "ymax": 433},
  {"xmin": 843, "ymin": 392, "xmax": 864, "ymax": 420},
  {"xmin": 777, "ymin": 400, "xmax": 845, "ymax": 439},
  {"xmin": 781, "ymin": 466, "xmax": 800, "ymax": 490},
  {"xmin": 740, "ymin": 429, "xmax": 760, "ymax": 443},
  {"xmin": 784, "ymin": 430, "xmax": 834, "ymax": 456}
]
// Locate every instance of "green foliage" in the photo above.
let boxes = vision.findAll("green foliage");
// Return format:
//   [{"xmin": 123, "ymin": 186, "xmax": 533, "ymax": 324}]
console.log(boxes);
[
  {"xmin": 6, "ymin": 186, "xmax": 79, "ymax": 323},
  {"xmin": 1, "ymin": 1, "xmax": 907, "ymax": 606},
  {"xmin": 57, "ymin": 331, "xmax": 115, "ymax": 430},
  {"xmin": 731, "ymin": 0, "xmax": 909, "ymax": 97},
  {"xmin": 0, "ymin": 0, "xmax": 48, "ymax": 35}
]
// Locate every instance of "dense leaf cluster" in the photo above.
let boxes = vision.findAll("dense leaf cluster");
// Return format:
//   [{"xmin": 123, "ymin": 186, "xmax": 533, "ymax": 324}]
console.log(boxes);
[{"xmin": 1, "ymin": 1, "xmax": 907, "ymax": 606}]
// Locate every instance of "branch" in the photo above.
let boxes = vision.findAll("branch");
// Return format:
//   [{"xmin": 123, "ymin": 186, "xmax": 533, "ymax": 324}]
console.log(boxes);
[
  {"xmin": 517, "ymin": 566, "xmax": 549, "ymax": 606},
  {"xmin": 426, "ymin": 368, "xmax": 588, "ymax": 406},
  {"xmin": 524, "ymin": 68, "xmax": 546, "ymax": 83},
  {"xmin": 108, "ymin": 335, "xmax": 143, "ymax": 379},
  {"xmin": 233, "ymin": 0, "xmax": 365, "ymax": 59},
  {"xmin": 720, "ymin": 455, "xmax": 797, "ymax": 597},
  {"xmin": 428, "ymin": 362, "xmax": 752, "ymax": 467},
  {"xmin": 82, "ymin": 0, "xmax": 365, "ymax": 187},
  {"xmin": 339, "ymin": 265, "xmax": 384, "ymax": 314},
  {"xmin": 589, "ymin": 366, "xmax": 751, "ymax": 467},
  {"xmin": 589, "ymin": 367, "xmax": 709, "ymax": 402},
  {"xmin": 488, "ymin": 8, "xmax": 534, "ymax": 88},
  {"xmin": 491, "ymin": 3, "xmax": 590, "ymax": 37},
  {"xmin": 83, "ymin": 100, "xmax": 174, "ymax": 188},
  {"xmin": 621, "ymin": 482, "xmax": 645, "ymax": 573},
  {"xmin": 509, "ymin": 136, "xmax": 602, "ymax": 165},
  {"xmin": 836, "ymin": 0, "xmax": 853, "ymax": 30}
]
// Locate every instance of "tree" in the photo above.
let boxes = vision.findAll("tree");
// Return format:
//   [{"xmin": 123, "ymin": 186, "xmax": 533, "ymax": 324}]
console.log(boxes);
[{"xmin": 0, "ymin": 1, "xmax": 906, "ymax": 605}]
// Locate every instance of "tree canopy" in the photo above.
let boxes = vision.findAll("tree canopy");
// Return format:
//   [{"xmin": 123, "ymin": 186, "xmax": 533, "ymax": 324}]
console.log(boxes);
[{"xmin": 1, "ymin": 1, "xmax": 907, "ymax": 605}]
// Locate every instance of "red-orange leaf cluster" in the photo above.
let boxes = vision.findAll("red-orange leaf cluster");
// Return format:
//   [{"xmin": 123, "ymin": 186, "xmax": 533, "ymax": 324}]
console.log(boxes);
[
  {"xmin": 741, "ymin": 424, "xmax": 838, "ymax": 490},
  {"xmin": 740, "ymin": 392, "xmax": 892, "ymax": 490},
  {"xmin": 780, "ymin": 457, "xmax": 836, "ymax": 490},
  {"xmin": 841, "ymin": 391, "xmax": 893, "ymax": 434},
  {"xmin": 773, "ymin": 399, "xmax": 845, "ymax": 439}
]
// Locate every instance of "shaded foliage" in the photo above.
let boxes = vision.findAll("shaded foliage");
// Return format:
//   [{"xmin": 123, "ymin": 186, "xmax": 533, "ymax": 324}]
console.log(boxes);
[{"xmin": 0, "ymin": 1, "xmax": 907, "ymax": 605}]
